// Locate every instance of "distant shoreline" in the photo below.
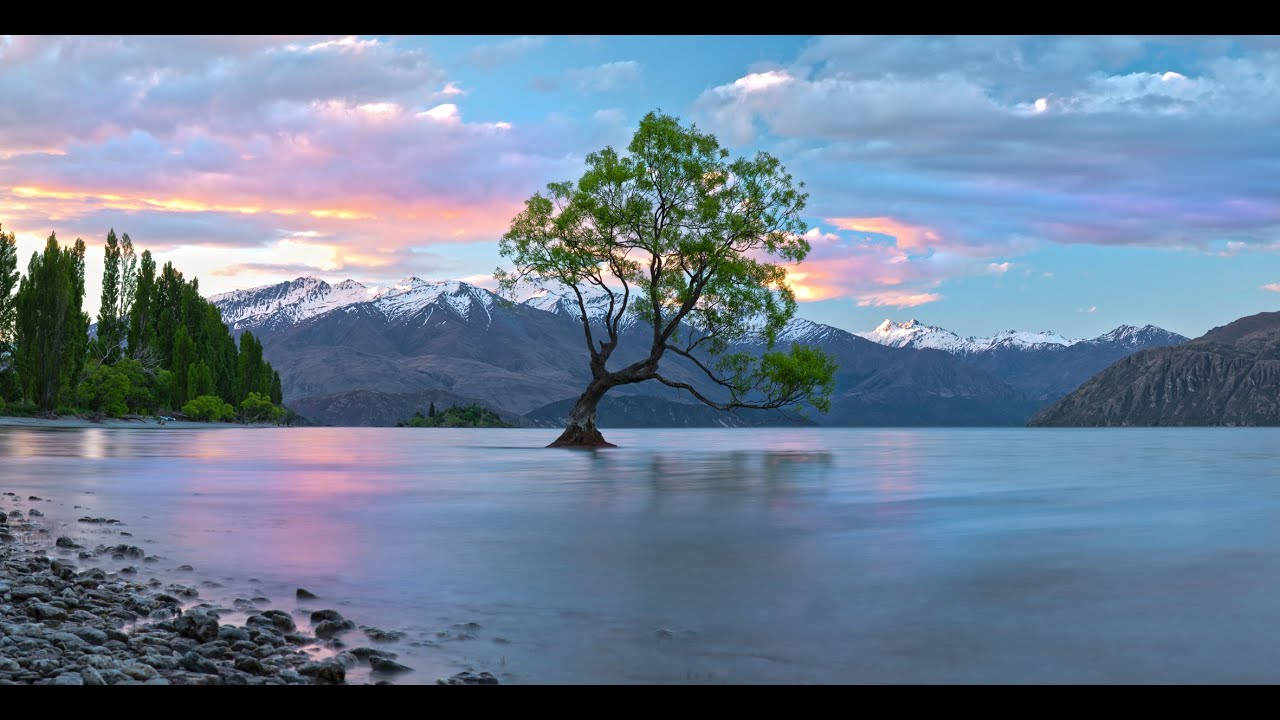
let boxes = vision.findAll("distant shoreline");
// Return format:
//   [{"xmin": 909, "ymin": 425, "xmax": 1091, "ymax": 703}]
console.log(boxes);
[{"xmin": 0, "ymin": 415, "xmax": 278, "ymax": 430}]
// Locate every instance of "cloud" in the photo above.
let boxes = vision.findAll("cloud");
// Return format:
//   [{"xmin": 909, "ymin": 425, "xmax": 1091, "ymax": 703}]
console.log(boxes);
[
  {"xmin": 1263, "ymin": 283, "xmax": 1280, "ymax": 293},
  {"xmin": 987, "ymin": 262, "xmax": 1011, "ymax": 274},
  {"xmin": 466, "ymin": 36, "xmax": 547, "ymax": 69},
  {"xmin": 855, "ymin": 291, "xmax": 943, "ymax": 308},
  {"xmin": 563, "ymin": 61, "xmax": 642, "ymax": 93},
  {"xmin": 692, "ymin": 36, "xmax": 1280, "ymax": 257}
]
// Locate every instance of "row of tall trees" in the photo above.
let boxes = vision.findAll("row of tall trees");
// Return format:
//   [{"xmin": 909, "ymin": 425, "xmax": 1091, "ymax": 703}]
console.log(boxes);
[{"xmin": 0, "ymin": 223, "xmax": 285, "ymax": 421}]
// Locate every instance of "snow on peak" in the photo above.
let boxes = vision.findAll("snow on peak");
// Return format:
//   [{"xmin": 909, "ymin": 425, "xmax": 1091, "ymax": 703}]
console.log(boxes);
[
  {"xmin": 372, "ymin": 279, "xmax": 496, "ymax": 323},
  {"xmin": 858, "ymin": 318, "xmax": 1080, "ymax": 354},
  {"xmin": 777, "ymin": 318, "xmax": 839, "ymax": 344},
  {"xmin": 858, "ymin": 318, "xmax": 976, "ymax": 353},
  {"xmin": 210, "ymin": 275, "xmax": 505, "ymax": 330},
  {"xmin": 211, "ymin": 276, "xmax": 378, "ymax": 329},
  {"xmin": 1087, "ymin": 324, "xmax": 1183, "ymax": 347}
]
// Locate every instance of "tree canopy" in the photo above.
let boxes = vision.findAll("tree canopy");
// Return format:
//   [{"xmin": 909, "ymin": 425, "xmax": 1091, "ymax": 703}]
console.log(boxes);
[
  {"xmin": 1, "ymin": 225, "xmax": 289, "ymax": 423},
  {"xmin": 497, "ymin": 111, "xmax": 836, "ymax": 446}
]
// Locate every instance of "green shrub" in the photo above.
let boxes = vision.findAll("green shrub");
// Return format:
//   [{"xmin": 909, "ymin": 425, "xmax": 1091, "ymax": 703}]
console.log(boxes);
[
  {"xmin": 240, "ymin": 391, "xmax": 283, "ymax": 424},
  {"xmin": 182, "ymin": 394, "xmax": 234, "ymax": 422},
  {"xmin": 77, "ymin": 362, "xmax": 131, "ymax": 417}
]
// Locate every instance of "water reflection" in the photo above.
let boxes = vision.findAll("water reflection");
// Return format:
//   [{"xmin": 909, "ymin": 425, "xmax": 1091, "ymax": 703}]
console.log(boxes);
[{"xmin": 6, "ymin": 426, "xmax": 1280, "ymax": 683}]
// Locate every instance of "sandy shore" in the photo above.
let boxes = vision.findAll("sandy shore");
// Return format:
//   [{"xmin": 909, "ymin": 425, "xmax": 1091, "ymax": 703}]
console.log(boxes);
[
  {"xmin": 0, "ymin": 490, "xmax": 497, "ymax": 685},
  {"xmin": 0, "ymin": 416, "xmax": 277, "ymax": 430}
]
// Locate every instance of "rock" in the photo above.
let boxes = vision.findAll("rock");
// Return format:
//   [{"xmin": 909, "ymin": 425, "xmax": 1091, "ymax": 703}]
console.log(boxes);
[
  {"xmin": 70, "ymin": 626, "xmax": 109, "ymax": 645},
  {"xmin": 441, "ymin": 671, "xmax": 500, "ymax": 685},
  {"xmin": 349, "ymin": 646, "xmax": 397, "ymax": 660},
  {"xmin": 173, "ymin": 608, "xmax": 220, "ymax": 643},
  {"xmin": 362, "ymin": 627, "xmax": 405, "ymax": 643},
  {"xmin": 295, "ymin": 588, "xmax": 318, "ymax": 600},
  {"xmin": 29, "ymin": 602, "xmax": 68, "ymax": 620},
  {"xmin": 369, "ymin": 656, "xmax": 414, "ymax": 674},
  {"xmin": 309, "ymin": 609, "xmax": 346, "ymax": 624},
  {"xmin": 313, "ymin": 619, "xmax": 355, "ymax": 639},
  {"xmin": 298, "ymin": 658, "xmax": 345, "ymax": 684},
  {"xmin": 53, "ymin": 672, "xmax": 84, "ymax": 685},
  {"xmin": 234, "ymin": 656, "xmax": 268, "ymax": 675},
  {"xmin": 28, "ymin": 509, "xmax": 43, "ymax": 517},
  {"xmin": 80, "ymin": 667, "xmax": 105, "ymax": 685},
  {"xmin": 179, "ymin": 651, "xmax": 219, "ymax": 675},
  {"xmin": 217, "ymin": 625, "xmax": 251, "ymax": 642},
  {"xmin": 10, "ymin": 585, "xmax": 51, "ymax": 601},
  {"xmin": 120, "ymin": 662, "xmax": 157, "ymax": 681}
]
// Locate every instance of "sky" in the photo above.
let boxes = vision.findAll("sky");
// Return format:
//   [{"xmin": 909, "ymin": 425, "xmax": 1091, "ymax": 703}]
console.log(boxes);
[{"xmin": 1, "ymin": 35, "xmax": 1279, "ymax": 340}]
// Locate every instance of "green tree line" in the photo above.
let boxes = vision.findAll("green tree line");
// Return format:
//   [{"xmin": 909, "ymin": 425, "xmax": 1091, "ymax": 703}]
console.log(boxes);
[{"xmin": 0, "ymin": 223, "xmax": 286, "ymax": 423}]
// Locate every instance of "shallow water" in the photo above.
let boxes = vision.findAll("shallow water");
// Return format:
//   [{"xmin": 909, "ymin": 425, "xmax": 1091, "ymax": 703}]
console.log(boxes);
[{"xmin": 3, "ymin": 426, "xmax": 1280, "ymax": 683}]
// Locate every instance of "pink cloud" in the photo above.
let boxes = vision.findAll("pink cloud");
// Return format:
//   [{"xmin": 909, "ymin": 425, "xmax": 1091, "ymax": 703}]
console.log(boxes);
[
  {"xmin": 826, "ymin": 216, "xmax": 942, "ymax": 252},
  {"xmin": 855, "ymin": 291, "xmax": 944, "ymax": 308}
]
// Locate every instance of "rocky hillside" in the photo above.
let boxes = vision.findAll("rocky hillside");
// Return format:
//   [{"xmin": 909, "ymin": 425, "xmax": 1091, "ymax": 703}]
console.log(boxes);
[{"xmin": 1030, "ymin": 311, "xmax": 1280, "ymax": 426}]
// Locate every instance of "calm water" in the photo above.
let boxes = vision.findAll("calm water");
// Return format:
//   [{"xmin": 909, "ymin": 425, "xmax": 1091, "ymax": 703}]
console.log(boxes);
[{"xmin": 3, "ymin": 426, "xmax": 1280, "ymax": 683}]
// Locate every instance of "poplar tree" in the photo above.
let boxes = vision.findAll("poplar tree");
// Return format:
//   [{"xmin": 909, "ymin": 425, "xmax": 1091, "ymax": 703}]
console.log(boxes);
[
  {"xmin": 0, "ymin": 225, "xmax": 18, "ymax": 400},
  {"xmin": 15, "ymin": 233, "xmax": 88, "ymax": 411},
  {"xmin": 96, "ymin": 229, "xmax": 122, "ymax": 362}
]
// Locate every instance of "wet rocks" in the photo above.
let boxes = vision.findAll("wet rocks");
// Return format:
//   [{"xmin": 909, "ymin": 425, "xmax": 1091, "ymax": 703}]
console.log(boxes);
[
  {"xmin": 362, "ymin": 627, "xmax": 405, "ymax": 643},
  {"xmin": 369, "ymin": 656, "xmax": 414, "ymax": 674},
  {"xmin": 0, "ymin": 489, "xmax": 432, "ymax": 687},
  {"xmin": 439, "ymin": 671, "xmax": 499, "ymax": 685},
  {"xmin": 298, "ymin": 658, "xmax": 345, "ymax": 684},
  {"xmin": 314, "ymin": 618, "xmax": 355, "ymax": 639},
  {"xmin": 295, "ymin": 588, "xmax": 318, "ymax": 600},
  {"xmin": 172, "ymin": 608, "xmax": 220, "ymax": 643}
]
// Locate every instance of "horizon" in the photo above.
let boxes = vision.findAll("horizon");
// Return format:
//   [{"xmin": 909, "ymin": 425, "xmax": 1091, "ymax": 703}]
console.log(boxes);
[
  {"xmin": 209, "ymin": 271, "xmax": 1192, "ymax": 341},
  {"xmin": 4, "ymin": 35, "xmax": 1280, "ymax": 339}
]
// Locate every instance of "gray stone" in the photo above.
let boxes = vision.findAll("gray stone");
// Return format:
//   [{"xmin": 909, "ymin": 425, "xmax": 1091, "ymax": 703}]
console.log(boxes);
[
  {"xmin": 298, "ymin": 657, "xmax": 345, "ymax": 684},
  {"xmin": 179, "ymin": 651, "xmax": 219, "ymax": 675}
]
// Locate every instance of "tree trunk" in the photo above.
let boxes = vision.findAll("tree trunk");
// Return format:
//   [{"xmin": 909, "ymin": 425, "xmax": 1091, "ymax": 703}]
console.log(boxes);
[{"xmin": 548, "ymin": 381, "xmax": 616, "ymax": 448}]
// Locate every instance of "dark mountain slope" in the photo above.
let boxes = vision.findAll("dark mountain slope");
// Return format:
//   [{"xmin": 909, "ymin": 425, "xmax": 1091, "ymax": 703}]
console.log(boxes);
[{"xmin": 1030, "ymin": 311, "xmax": 1280, "ymax": 426}]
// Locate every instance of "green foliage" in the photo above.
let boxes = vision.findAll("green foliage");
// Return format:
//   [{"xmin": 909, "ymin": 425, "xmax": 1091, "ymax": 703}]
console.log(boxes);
[
  {"xmin": 14, "ymin": 233, "xmax": 90, "ymax": 411},
  {"xmin": 127, "ymin": 249, "xmax": 156, "ymax": 358},
  {"xmin": 240, "ymin": 391, "xmax": 283, "ymax": 424},
  {"xmin": 186, "ymin": 360, "xmax": 214, "ymax": 402},
  {"xmin": 182, "ymin": 394, "xmax": 234, "ymax": 422},
  {"xmin": 77, "ymin": 361, "xmax": 130, "ymax": 417},
  {"xmin": 496, "ymin": 111, "xmax": 836, "ymax": 419},
  {"xmin": 95, "ymin": 229, "xmax": 122, "ymax": 363},
  {"xmin": 0, "ymin": 224, "xmax": 16, "ymax": 402},
  {"xmin": 398, "ymin": 404, "xmax": 512, "ymax": 428},
  {"xmin": 74, "ymin": 357, "xmax": 163, "ymax": 418},
  {"xmin": 0, "ymin": 224, "xmax": 17, "ymax": 349}
]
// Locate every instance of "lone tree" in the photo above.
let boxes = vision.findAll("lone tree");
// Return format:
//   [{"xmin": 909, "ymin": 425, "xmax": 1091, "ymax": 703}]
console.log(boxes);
[{"xmin": 497, "ymin": 111, "xmax": 837, "ymax": 447}]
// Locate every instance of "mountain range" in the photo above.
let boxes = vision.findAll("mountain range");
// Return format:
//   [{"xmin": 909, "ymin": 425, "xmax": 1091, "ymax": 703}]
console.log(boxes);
[
  {"xmin": 1031, "ymin": 311, "xmax": 1280, "ymax": 426},
  {"xmin": 209, "ymin": 277, "xmax": 1187, "ymax": 427}
]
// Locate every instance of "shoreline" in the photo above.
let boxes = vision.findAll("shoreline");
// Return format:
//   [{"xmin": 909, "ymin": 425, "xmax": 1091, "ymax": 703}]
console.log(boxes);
[
  {"xmin": 0, "ymin": 490, "xmax": 496, "ymax": 685},
  {"xmin": 0, "ymin": 415, "xmax": 279, "ymax": 430}
]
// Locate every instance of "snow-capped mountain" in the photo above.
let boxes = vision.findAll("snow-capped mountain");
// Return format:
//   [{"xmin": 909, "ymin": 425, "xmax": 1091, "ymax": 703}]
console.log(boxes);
[
  {"xmin": 210, "ymin": 277, "xmax": 380, "ymax": 332},
  {"xmin": 372, "ymin": 278, "xmax": 497, "ymax": 326},
  {"xmin": 205, "ymin": 276, "xmax": 1187, "ymax": 427},
  {"xmin": 210, "ymin": 276, "xmax": 502, "ymax": 332},
  {"xmin": 857, "ymin": 318, "xmax": 1079, "ymax": 354},
  {"xmin": 1084, "ymin": 324, "xmax": 1184, "ymax": 349}
]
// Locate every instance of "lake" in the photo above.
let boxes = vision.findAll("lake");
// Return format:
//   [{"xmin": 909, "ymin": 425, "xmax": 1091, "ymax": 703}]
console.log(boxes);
[{"xmin": 3, "ymin": 426, "xmax": 1280, "ymax": 683}]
